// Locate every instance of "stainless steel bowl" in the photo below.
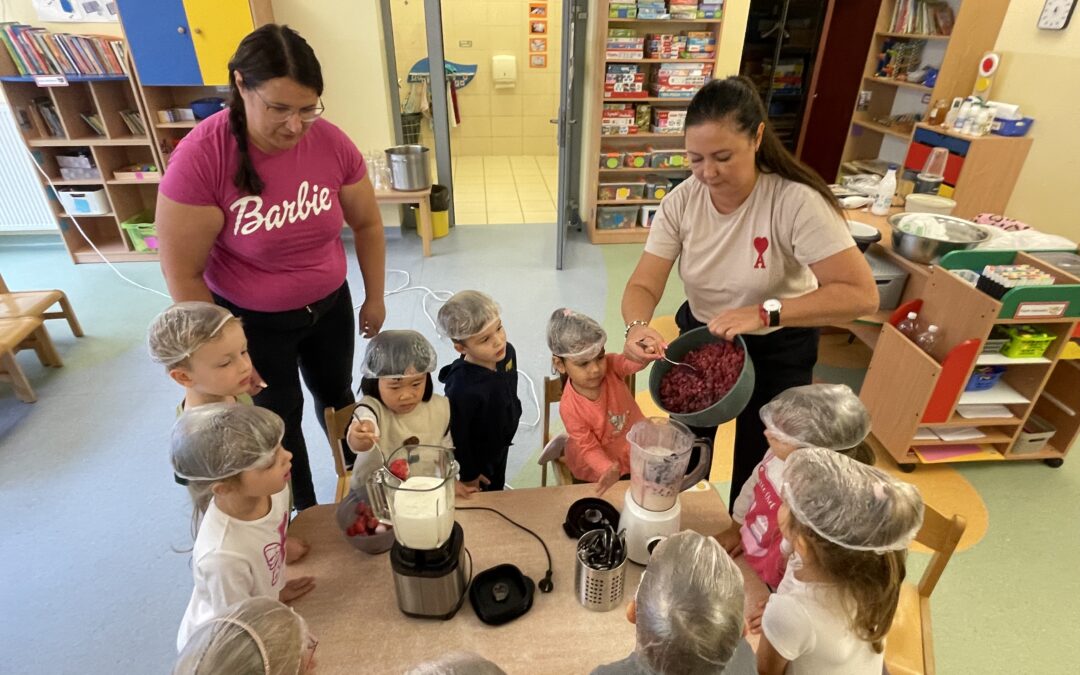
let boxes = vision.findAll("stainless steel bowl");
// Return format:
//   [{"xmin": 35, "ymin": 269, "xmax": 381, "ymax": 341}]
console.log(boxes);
[{"xmin": 888, "ymin": 213, "xmax": 989, "ymax": 264}]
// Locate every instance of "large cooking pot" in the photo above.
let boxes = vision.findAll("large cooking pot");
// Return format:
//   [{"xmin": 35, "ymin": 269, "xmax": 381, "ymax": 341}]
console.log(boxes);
[{"xmin": 386, "ymin": 145, "xmax": 432, "ymax": 191}]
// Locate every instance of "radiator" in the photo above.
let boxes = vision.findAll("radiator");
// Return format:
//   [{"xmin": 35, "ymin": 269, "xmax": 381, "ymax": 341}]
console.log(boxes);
[{"xmin": 0, "ymin": 102, "xmax": 57, "ymax": 233}]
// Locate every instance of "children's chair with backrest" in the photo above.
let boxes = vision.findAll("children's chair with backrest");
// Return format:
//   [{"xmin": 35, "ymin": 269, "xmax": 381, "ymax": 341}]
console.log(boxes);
[
  {"xmin": 537, "ymin": 372, "xmax": 637, "ymax": 487},
  {"xmin": 885, "ymin": 503, "xmax": 967, "ymax": 675},
  {"xmin": 0, "ymin": 272, "xmax": 84, "ymax": 342},
  {"xmin": 323, "ymin": 403, "xmax": 360, "ymax": 502}
]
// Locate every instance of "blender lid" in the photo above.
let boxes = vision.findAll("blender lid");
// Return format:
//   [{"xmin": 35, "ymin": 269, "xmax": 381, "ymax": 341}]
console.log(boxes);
[
  {"xmin": 469, "ymin": 564, "xmax": 535, "ymax": 626},
  {"xmin": 563, "ymin": 498, "xmax": 621, "ymax": 539}
]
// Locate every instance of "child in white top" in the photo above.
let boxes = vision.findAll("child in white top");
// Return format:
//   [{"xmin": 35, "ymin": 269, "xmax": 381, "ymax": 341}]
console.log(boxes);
[
  {"xmin": 173, "ymin": 404, "xmax": 316, "ymax": 651},
  {"xmin": 757, "ymin": 447, "xmax": 924, "ymax": 675},
  {"xmin": 174, "ymin": 596, "xmax": 318, "ymax": 675},
  {"xmin": 715, "ymin": 384, "xmax": 873, "ymax": 589}
]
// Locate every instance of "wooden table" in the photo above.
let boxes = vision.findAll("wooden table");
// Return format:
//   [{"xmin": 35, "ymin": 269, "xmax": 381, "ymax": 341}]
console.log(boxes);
[
  {"xmin": 375, "ymin": 188, "xmax": 434, "ymax": 257},
  {"xmin": 287, "ymin": 482, "xmax": 738, "ymax": 674}
]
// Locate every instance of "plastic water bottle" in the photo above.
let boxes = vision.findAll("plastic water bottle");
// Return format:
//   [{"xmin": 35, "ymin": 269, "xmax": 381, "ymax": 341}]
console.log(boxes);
[
  {"xmin": 898, "ymin": 312, "xmax": 919, "ymax": 340},
  {"xmin": 915, "ymin": 325, "xmax": 940, "ymax": 354},
  {"xmin": 871, "ymin": 165, "xmax": 898, "ymax": 216}
]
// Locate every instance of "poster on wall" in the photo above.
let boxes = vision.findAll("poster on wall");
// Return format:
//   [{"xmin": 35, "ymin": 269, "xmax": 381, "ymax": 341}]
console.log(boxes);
[
  {"xmin": 529, "ymin": 38, "xmax": 547, "ymax": 53},
  {"xmin": 33, "ymin": 0, "xmax": 119, "ymax": 22},
  {"xmin": 529, "ymin": 3, "xmax": 548, "ymax": 17},
  {"xmin": 530, "ymin": 21, "xmax": 547, "ymax": 34},
  {"xmin": 530, "ymin": 54, "xmax": 547, "ymax": 68}
]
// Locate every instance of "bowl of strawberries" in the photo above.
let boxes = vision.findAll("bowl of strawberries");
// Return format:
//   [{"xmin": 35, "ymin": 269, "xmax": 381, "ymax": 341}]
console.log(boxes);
[{"xmin": 335, "ymin": 485, "xmax": 396, "ymax": 554}]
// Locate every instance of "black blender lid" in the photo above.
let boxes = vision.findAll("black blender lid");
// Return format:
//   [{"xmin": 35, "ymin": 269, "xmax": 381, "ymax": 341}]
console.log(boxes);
[
  {"xmin": 563, "ymin": 498, "xmax": 621, "ymax": 539},
  {"xmin": 469, "ymin": 564, "xmax": 535, "ymax": 626}
]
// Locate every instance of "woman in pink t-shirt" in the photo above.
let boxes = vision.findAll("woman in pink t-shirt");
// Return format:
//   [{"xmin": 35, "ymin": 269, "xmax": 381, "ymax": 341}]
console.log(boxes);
[{"xmin": 156, "ymin": 25, "xmax": 387, "ymax": 509}]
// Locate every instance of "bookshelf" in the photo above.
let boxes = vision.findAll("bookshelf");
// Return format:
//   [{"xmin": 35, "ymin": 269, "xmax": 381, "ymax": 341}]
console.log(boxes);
[{"xmin": 581, "ymin": 1, "xmax": 723, "ymax": 245}]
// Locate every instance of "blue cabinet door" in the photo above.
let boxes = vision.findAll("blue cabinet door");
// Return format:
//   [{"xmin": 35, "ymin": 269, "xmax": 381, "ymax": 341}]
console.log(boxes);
[{"xmin": 115, "ymin": 0, "xmax": 203, "ymax": 86}]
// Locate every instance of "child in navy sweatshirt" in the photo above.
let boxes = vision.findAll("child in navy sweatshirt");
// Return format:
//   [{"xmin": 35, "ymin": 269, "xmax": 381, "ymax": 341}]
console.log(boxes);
[{"xmin": 437, "ymin": 291, "xmax": 521, "ymax": 491}]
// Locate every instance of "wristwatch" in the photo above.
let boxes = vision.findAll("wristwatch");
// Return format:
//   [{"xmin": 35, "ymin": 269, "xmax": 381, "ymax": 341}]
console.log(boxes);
[{"xmin": 760, "ymin": 298, "xmax": 782, "ymax": 328}]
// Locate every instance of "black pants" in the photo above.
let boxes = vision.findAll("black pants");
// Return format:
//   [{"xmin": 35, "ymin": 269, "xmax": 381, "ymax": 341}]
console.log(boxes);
[
  {"xmin": 214, "ymin": 282, "xmax": 356, "ymax": 510},
  {"xmin": 675, "ymin": 301, "xmax": 819, "ymax": 512}
]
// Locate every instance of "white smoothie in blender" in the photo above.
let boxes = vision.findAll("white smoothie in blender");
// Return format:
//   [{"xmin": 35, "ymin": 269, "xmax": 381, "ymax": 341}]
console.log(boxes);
[{"xmin": 392, "ymin": 475, "xmax": 454, "ymax": 549}]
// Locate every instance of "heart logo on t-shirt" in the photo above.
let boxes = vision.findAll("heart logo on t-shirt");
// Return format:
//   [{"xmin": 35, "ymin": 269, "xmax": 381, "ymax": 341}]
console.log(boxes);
[{"xmin": 753, "ymin": 236, "xmax": 769, "ymax": 269}]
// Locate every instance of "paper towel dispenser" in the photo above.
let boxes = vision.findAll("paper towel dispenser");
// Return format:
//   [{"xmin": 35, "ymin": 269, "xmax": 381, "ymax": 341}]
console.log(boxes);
[{"xmin": 492, "ymin": 54, "xmax": 516, "ymax": 89}]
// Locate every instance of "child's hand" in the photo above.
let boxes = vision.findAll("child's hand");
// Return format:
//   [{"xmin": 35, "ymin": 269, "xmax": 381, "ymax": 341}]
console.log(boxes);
[
  {"xmin": 747, "ymin": 598, "xmax": 768, "ymax": 634},
  {"xmin": 346, "ymin": 418, "xmax": 378, "ymax": 453},
  {"xmin": 285, "ymin": 535, "xmax": 310, "ymax": 564},
  {"xmin": 279, "ymin": 576, "xmax": 316, "ymax": 603},
  {"xmin": 455, "ymin": 480, "xmax": 479, "ymax": 499},
  {"xmin": 715, "ymin": 522, "xmax": 744, "ymax": 556},
  {"xmin": 463, "ymin": 475, "xmax": 491, "ymax": 492},
  {"xmin": 595, "ymin": 464, "xmax": 621, "ymax": 495}
]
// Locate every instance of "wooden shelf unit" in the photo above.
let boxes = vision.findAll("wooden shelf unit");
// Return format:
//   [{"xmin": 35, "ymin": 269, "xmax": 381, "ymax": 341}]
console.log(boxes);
[
  {"xmin": 839, "ymin": 0, "xmax": 1012, "ymax": 182},
  {"xmin": 861, "ymin": 251, "xmax": 1080, "ymax": 469},
  {"xmin": 0, "ymin": 45, "xmax": 160, "ymax": 264},
  {"xmin": 581, "ymin": 1, "xmax": 723, "ymax": 245}
]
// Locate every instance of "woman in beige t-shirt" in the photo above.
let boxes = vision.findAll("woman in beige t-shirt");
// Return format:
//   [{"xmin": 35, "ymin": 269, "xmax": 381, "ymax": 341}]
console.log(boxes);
[{"xmin": 620, "ymin": 77, "xmax": 877, "ymax": 512}]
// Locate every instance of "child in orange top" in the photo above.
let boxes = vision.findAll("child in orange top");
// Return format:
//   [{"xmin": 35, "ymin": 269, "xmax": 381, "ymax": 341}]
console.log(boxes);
[{"xmin": 547, "ymin": 308, "xmax": 647, "ymax": 494}]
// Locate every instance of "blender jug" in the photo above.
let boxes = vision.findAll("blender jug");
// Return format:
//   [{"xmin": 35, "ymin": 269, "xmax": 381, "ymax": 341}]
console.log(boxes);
[
  {"xmin": 627, "ymin": 418, "xmax": 712, "ymax": 512},
  {"xmin": 368, "ymin": 445, "xmax": 458, "ymax": 550}
]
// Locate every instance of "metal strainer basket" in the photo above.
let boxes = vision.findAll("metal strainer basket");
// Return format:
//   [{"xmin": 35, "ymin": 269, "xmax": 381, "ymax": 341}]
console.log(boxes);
[{"xmin": 575, "ymin": 530, "xmax": 628, "ymax": 612}]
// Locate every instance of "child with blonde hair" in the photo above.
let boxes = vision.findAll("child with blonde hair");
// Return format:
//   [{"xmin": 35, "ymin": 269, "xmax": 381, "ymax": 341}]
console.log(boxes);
[
  {"xmin": 757, "ymin": 447, "xmax": 924, "ymax": 674},
  {"xmin": 172, "ymin": 404, "xmax": 315, "ymax": 651},
  {"xmin": 547, "ymin": 308, "xmax": 646, "ymax": 495}
]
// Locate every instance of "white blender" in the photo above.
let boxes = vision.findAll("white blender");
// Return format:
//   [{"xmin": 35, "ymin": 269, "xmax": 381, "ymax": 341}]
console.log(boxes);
[
  {"xmin": 618, "ymin": 417, "xmax": 712, "ymax": 564},
  {"xmin": 368, "ymin": 444, "xmax": 468, "ymax": 620}
]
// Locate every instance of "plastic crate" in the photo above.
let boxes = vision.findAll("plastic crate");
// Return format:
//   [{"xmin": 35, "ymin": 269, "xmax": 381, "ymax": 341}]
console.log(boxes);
[
  {"xmin": 120, "ymin": 210, "xmax": 158, "ymax": 252},
  {"xmin": 623, "ymin": 151, "xmax": 649, "ymax": 169},
  {"xmin": 598, "ymin": 181, "xmax": 646, "ymax": 201},
  {"xmin": 1012, "ymin": 414, "xmax": 1055, "ymax": 455},
  {"xmin": 599, "ymin": 151, "xmax": 625, "ymax": 169},
  {"xmin": 649, "ymin": 149, "xmax": 688, "ymax": 168},
  {"xmin": 597, "ymin": 205, "xmax": 639, "ymax": 229},
  {"xmin": 56, "ymin": 187, "xmax": 109, "ymax": 215},
  {"xmin": 965, "ymin": 366, "xmax": 1006, "ymax": 392},
  {"xmin": 645, "ymin": 175, "xmax": 672, "ymax": 200},
  {"xmin": 1001, "ymin": 326, "xmax": 1056, "ymax": 359}
]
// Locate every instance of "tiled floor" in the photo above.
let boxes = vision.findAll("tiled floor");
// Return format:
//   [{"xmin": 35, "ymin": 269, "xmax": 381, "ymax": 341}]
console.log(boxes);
[{"xmin": 451, "ymin": 155, "xmax": 559, "ymax": 225}]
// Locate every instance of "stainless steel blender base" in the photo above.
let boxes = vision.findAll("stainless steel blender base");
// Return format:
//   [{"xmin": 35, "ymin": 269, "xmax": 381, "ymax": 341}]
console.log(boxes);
[{"xmin": 391, "ymin": 547, "xmax": 469, "ymax": 620}]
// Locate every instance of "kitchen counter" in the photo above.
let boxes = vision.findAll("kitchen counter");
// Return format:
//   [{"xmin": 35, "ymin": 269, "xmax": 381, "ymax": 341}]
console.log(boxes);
[{"xmin": 286, "ymin": 481, "xmax": 754, "ymax": 674}]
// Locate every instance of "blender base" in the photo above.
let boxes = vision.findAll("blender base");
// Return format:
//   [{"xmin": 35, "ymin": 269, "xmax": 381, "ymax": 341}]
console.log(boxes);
[
  {"xmin": 618, "ymin": 493, "xmax": 682, "ymax": 564},
  {"xmin": 390, "ymin": 522, "xmax": 469, "ymax": 619}
]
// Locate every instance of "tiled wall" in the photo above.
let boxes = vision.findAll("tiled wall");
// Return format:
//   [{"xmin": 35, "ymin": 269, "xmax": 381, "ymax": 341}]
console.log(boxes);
[{"xmin": 391, "ymin": 0, "xmax": 561, "ymax": 156}]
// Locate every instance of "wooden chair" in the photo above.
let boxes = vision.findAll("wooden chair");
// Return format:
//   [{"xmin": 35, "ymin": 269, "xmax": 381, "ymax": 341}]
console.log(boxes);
[
  {"xmin": 538, "ymin": 372, "xmax": 637, "ymax": 487},
  {"xmin": 885, "ymin": 504, "xmax": 967, "ymax": 675},
  {"xmin": 0, "ymin": 272, "xmax": 84, "ymax": 340},
  {"xmin": 0, "ymin": 317, "xmax": 63, "ymax": 403},
  {"xmin": 323, "ymin": 402, "xmax": 360, "ymax": 502}
]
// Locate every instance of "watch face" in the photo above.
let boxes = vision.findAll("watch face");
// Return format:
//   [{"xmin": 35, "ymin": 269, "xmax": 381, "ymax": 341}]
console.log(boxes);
[{"xmin": 764, "ymin": 299, "xmax": 782, "ymax": 312}]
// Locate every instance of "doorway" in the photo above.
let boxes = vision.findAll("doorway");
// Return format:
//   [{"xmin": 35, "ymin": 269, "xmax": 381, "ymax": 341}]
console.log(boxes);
[{"xmin": 387, "ymin": 0, "xmax": 564, "ymax": 226}]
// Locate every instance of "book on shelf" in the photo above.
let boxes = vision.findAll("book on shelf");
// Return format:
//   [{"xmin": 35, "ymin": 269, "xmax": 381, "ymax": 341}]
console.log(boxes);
[
  {"xmin": 80, "ymin": 112, "xmax": 105, "ymax": 137},
  {"xmin": 32, "ymin": 96, "xmax": 63, "ymax": 137},
  {"xmin": 119, "ymin": 110, "xmax": 146, "ymax": 136},
  {"xmin": 0, "ymin": 22, "xmax": 127, "ymax": 77},
  {"xmin": 888, "ymin": 0, "xmax": 954, "ymax": 36}
]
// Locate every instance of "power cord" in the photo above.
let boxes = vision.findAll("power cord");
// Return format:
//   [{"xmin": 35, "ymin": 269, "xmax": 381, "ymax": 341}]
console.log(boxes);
[{"xmin": 457, "ymin": 506, "xmax": 554, "ymax": 593}]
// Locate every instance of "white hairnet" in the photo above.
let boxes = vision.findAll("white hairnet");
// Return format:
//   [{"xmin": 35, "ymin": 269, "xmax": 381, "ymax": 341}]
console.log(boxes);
[
  {"xmin": 547, "ymin": 308, "xmax": 606, "ymax": 361},
  {"xmin": 436, "ymin": 290, "xmax": 501, "ymax": 341},
  {"xmin": 360, "ymin": 330, "xmax": 438, "ymax": 379},
  {"xmin": 760, "ymin": 384, "xmax": 871, "ymax": 450},
  {"xmin": 405, "ymin": 651, "xmax": 507, "ymax": 675},
  {"xmin": 148, "ymin": 301, "xmax": 236, "ymax": 368},
  {"xmin": 782, "ymin": 447, "xmax": 924, "ymax": 552},
  {"xmin": 635, "ymin": 531, "xmax": 744, "ymax": 674},
  {"xmin": 171, "ymin": 403, "xmax": 284, "ymax": 483},
  {"xmin": 173, "ymin": 597, "xmax": 310, "ymax": 675}
]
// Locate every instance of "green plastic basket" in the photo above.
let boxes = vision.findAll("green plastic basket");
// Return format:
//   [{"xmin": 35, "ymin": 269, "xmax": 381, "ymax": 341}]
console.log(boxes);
[{"xmin": 120, "ymin": 210, "xmax": 157, "ymax": 252}]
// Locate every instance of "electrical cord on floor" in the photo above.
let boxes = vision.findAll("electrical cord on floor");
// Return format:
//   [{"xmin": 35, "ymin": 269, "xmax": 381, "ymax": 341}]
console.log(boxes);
[{"xmin": 457, "ymin": 506, "xmax": 554, "ymax": 593}]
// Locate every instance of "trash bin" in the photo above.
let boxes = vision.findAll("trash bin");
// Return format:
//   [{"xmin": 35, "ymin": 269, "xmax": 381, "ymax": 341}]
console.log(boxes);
[
  {"xmin": 431, "ymin": 184, "xmax": 449, "ymax": 239},
  {"xmin": 401, "ymin": 112, "xmax": 423, "ymax": 145}
]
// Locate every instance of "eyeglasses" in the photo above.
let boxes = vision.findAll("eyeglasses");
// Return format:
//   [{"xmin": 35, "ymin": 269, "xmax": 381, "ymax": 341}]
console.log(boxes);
[{"xmin": 250, "ymin": 87, "xmax": 325, "ymax": 124}]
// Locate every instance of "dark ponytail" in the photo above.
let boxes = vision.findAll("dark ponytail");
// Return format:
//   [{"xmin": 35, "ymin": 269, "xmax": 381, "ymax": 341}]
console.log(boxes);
[
  {"xmin": 686, "ymin": 76, "xmax": 843, "ymax": 217},
  {"xmin": 227, "ymin": 24, "xmax": 324, "ymax": 195}
]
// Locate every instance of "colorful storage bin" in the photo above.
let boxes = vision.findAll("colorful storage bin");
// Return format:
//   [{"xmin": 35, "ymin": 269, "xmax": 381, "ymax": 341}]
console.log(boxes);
[
  {"xmin": 624, "ymin": 151, "xmax": 649, "ymax": 168},
  {"xmin": 599, "ymin": 151, "xmax": 625, "ymax": 169},
  {"xmin": 1001, "ymin": 325, "xmax": 1056, "ymax": 359},
  {"xmin": 649, "ymin": 149, "xmax": 689, "ymax": 168},
  {"xmin": 597, "ymin": 205, "xmax": 639, "ymax": 229},
  {"xmin": 120, "ymin": 210, "xmax": 158, "ymax": 252},
  {"xmin": 965, "ymin": 366, "xmax": 1006, "ymax": 392},
  {"xmin": 645, "ymin": 175, "xmax": 672, "ymax": 200},
  {"xmin": 598, "ymin": 181, "xmax": 646, "ymax": 201}
]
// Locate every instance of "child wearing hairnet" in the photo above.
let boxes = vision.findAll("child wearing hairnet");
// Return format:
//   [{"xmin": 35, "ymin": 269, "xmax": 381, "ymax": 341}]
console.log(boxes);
[
  {"xmin": 715, "ymin": 384, "xmax": 873, "ymax": 589},
  {"xmin": 172, "ymin": 404, "xmax": 316, "ymax": 652},
  {"xmin": 592, "ymin": 531, "xmax": 756, "ymax": 675},
  {"xmin": 757, "ymin": 447, "xmax": 924, "ymax": 675},
  {"xmin": 436, "ymin": 291, "xmax": 522, "ymax": 492},
  {"xmin": 174, "ymin": 597, "xmax": 318, "ymax": 675},
  {"xmin": 345, "ymin": 330, "xmax": 465, "ymax": 489},
  {"xmin": 547, "ymin": 308, "xmax": 647, "ymax": 495}
]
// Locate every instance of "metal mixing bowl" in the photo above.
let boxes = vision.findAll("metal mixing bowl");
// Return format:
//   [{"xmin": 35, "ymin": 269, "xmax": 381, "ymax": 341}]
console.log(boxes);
[{"xmin": 888, "ymin": 213, "xmax": 989, "ymax": 264}]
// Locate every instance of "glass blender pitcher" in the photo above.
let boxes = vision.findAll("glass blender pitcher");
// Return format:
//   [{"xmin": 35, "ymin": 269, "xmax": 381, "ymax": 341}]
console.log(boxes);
[
  {"xmin": 368, "ymin": 445, "xmax": 458, "ymax": 551},
  {"xmin": 627, "ymin": 417, "xmax": 709, "ymax": 512}
]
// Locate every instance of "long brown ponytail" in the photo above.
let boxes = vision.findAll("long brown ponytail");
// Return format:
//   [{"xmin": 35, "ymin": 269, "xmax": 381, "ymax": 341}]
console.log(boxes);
[
  {"xmin": 227, "ymin": 24, "xmax": 324, "ymax": 195},
  {"xmin": 686, "ymin": 76, "xmax": 843, "ymax": 217}
]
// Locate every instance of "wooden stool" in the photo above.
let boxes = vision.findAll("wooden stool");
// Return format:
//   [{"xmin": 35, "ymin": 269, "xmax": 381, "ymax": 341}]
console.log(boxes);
[
  {"xmin": 0, "ymin": 272, "xmax": 84, "ymax": 339},
  {"xmin": 374, "ymin": 187, "xmax": 434, "ymax": 257},
  {"xmin": 0, "ymin": 317, "xmax": 62, "ymax": 403}
]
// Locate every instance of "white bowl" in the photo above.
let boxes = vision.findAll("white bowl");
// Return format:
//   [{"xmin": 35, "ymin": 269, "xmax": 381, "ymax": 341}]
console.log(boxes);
[{"xmin": 904, "ymin": 193, "xmax": 957, "ymax": 216}]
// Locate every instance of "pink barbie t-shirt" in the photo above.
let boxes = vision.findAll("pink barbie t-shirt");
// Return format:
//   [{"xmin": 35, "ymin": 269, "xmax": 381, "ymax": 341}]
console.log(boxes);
[{"xmin": 160, "ymin": 111, "xmax": 367, "ymax": 312}]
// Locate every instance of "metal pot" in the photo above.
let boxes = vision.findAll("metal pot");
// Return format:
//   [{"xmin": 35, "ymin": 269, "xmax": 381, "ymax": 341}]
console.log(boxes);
[
  {"xmin": 888, "ymin": 213, "xmax": 988, "ymax": 264},
  {"xmin": 386, "ymin": 145, "xmax": 432, "ymax": 191}
]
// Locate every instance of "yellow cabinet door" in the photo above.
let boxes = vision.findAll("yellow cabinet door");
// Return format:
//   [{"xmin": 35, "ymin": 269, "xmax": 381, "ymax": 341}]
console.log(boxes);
[{"xmin": 182, "ymin": 0, "xmax": 256, "ymax": 85}]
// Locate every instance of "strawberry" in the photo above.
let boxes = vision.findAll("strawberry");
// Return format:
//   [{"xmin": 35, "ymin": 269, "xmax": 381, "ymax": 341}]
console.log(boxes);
[{"xmin": 389, "ymin": 459, "xmax": 409, "ymax": 481}]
